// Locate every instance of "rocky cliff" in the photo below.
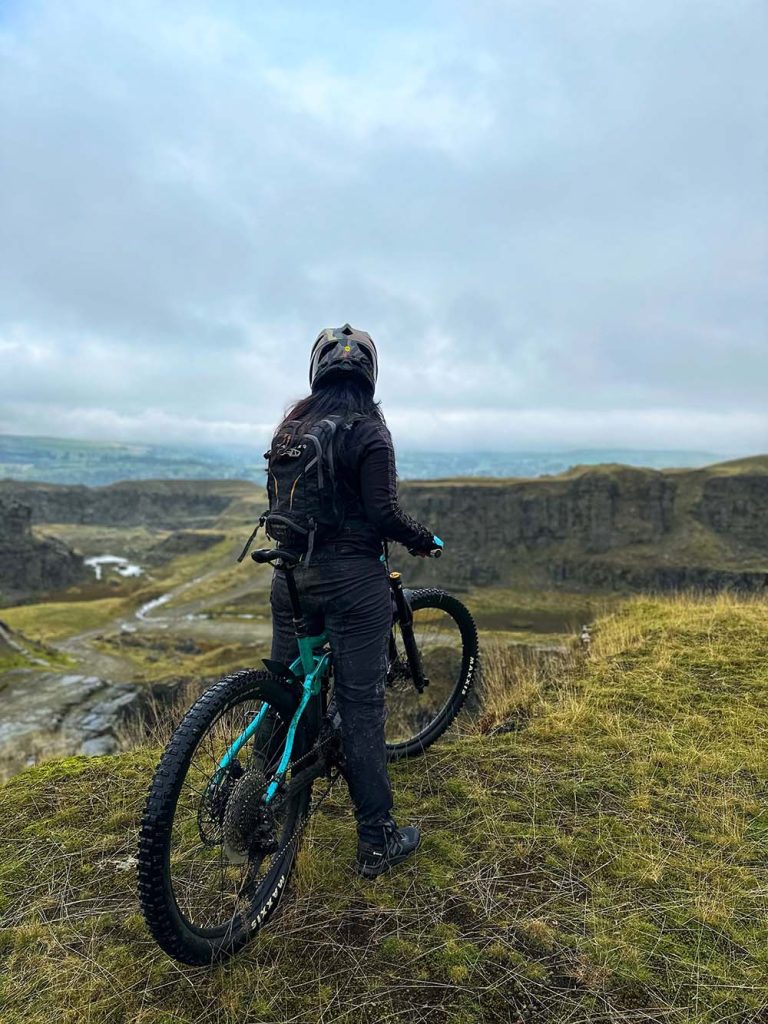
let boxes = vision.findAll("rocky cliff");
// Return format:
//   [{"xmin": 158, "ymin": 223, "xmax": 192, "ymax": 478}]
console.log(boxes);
[
  {"xmin": 0, "ymin": 479, "xmax": 250, "ymax": 530},
  {"xmin": 0, "ymin": 499, "xmax": 85, "ymax": 601},
  {"xmin": 696, "ymin": 470, "xmax": 768, "ymax": 552},
  {"xmin": 397, "ymin": 457, "xmax": 768, "ymax": 592},
  {"xmin": 2, "ymin": 457, "xmax": 766, "ymax": 595}
]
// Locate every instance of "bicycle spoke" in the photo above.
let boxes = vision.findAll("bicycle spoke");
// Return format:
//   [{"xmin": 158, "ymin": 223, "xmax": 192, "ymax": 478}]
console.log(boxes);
[
  {"xmin": 167, "ymin": 696, "xmax": 299, "ymax": 932},
  {"xmin": 385, "ymin": 599, "xmax": 467, "ymax": 748}
]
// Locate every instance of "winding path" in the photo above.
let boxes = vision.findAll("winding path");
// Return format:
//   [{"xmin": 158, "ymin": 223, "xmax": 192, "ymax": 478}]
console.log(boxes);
[{"xmin": 1, "ymin": 564, "xmax": 272, "ymax": 776}]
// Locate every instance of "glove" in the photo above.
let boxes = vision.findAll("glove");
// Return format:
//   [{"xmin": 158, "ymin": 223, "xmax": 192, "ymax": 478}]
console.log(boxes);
[{"xmin": 408, "ymin": 535, "xmax": 444, "ymax": 558}]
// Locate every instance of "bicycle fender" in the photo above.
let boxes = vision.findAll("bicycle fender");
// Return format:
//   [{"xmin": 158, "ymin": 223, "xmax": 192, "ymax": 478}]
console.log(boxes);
[{"xmin": 262, "ymin": 659, "xmax": 303, "ymax": 691}]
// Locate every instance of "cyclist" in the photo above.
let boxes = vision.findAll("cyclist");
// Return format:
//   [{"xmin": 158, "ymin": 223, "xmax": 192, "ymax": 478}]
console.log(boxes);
[{"xmin": 268, "ymin": 325, "xmax": 442, "ymax": 877}]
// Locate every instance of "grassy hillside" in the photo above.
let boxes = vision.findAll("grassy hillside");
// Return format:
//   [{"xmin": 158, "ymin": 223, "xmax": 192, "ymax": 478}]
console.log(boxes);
[
  {"xmin": 0, "ymin": 622, "xmax": 69, "ymax": 673},
  {"xmin": 1, "ymin": 595, "xmax": 767, "ymax": 1023}
]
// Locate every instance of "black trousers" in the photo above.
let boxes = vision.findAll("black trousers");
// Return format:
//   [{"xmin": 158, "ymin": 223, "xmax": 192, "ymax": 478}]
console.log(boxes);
[{"xmin": 270, "ymin": 550, "xmax": 395, "ymax": 844}]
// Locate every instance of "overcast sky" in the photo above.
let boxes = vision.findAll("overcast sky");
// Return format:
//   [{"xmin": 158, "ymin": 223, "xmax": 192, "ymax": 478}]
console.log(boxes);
[{"xmin": 1, "ymin": 0, "xmax": 766, "ymax": 453}]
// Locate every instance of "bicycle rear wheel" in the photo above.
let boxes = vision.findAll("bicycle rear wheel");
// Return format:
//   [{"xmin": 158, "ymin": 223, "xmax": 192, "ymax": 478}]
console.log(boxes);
[
  {"xmin": 138, "ymin": 670, "xmax": 311, "ymax": 965},
  {"xmin": 385, "ymin": 588, "xmax": 479, "ymax": 760}
]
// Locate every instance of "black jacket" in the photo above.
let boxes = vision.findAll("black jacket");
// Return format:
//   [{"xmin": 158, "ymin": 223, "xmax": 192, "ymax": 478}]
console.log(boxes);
[{"xmin": 328, "ymin": 416, "xmax": 434, "ymax": 557}]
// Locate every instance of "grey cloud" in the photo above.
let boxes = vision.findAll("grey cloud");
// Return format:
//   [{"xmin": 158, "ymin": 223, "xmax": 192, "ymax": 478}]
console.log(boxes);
[{"xmin": 1, "ymin": 0, "xmax": 766, "ymax": 451}]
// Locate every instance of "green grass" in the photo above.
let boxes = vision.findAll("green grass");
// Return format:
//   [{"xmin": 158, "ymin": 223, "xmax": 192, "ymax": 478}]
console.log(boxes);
[
  {"xmin": 0, "ymin": 650, "xmax": 33, "ymax": 670},
  {"xmin": 0, "ymin": 646, "xmax": 44, "ymax": 671},
  {"xmin": 0, "ymin": 597, "xmax": 129, "ymax": 642},
  {"xmin": 0, "ymin": 639, "xmax": 72, "ymax": 673},
  {"xmin": 1, "ymin": 594, "xmax": 767, "ymax": 1022},
  {"xmin": 92, "ymin": 632, "xmax": 271, "ymax": 683}
]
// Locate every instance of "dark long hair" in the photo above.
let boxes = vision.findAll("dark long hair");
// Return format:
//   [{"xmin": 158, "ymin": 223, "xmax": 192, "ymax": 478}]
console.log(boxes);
[{"xmin": 277, "ymin": 378, "xmax": 385, "ymax": 435}]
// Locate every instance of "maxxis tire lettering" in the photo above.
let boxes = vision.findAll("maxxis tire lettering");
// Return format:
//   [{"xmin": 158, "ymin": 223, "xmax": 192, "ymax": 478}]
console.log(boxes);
[
  {"xmin": 137, "ymin": 670, "xmax": 309, "ymax": 965},
  {"xmin": 386, "ymin": 588, "xmax": 479, "ymax": 761}
]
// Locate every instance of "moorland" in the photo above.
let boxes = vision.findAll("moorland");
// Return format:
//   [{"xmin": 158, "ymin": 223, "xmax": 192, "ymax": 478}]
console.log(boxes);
[{"xmin": 0, "ymin": 455, "xmax": 766, "ymax": 1022}]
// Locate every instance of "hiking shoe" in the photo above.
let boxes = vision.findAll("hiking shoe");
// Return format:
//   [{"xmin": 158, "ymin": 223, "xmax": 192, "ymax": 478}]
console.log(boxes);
[{"xmin": 355, "ymin": 824, "xmax": 421, "ymax": 879}]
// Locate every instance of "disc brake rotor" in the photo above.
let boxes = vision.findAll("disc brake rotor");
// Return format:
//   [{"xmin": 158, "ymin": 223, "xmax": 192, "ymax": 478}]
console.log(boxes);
[{"xmin": 197, "ymin": 760, "xmax": 243, "ymax": 847}]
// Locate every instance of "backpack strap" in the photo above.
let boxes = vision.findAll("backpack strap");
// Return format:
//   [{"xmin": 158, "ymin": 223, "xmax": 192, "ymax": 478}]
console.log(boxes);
[
  {"xmin": 303, "ymin": 431, "xmax": 325, "ymax": 487},
  {"xmin": 304, "ymin": 517, "xmax": 317, "ymax": 568},
  {"xmin": 236, "ymin": 515, "xmax": 266, "ymax": 563},
  {"xmin": 318, "ymin": 418, "xmax": 340, "ymax": 488}
]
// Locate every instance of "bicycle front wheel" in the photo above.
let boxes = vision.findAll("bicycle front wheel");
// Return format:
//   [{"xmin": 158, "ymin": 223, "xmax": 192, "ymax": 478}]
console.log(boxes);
[
  {"xmin": 385, "ymin": 588, "xmax": 479, "ymax": 760},
  {"xmin": 138, "ymin": 670, "xmax": 311, "ymax": 965}
]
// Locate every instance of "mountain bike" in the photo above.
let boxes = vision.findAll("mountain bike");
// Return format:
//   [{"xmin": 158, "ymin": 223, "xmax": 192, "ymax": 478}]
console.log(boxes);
[{"xmin": 137, "ymin": 546, "xmax": 479, "ymax": 965}]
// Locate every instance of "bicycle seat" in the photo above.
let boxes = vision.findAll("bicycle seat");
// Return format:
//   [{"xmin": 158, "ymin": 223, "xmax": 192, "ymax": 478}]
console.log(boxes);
[{"xmin": 251, "ymin": 548, "xmax": 301, "ymax": 568}]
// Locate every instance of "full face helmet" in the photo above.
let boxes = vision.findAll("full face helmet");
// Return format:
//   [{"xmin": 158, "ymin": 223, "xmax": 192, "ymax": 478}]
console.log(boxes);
[{"xmin": 309, "ymin": 324, "xmax": 378, "ymax": 393}]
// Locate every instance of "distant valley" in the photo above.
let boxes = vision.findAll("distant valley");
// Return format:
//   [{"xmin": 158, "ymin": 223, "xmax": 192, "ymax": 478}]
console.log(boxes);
[
  {"xmin": 2, "ymin": 455, "xmax": 766, "ymax": 603},
  {"xmin": 0, "ymin": 432, "xmax": 725, "ymax": 485},
  {"xmin": 1, "ymin": 454, "xmax": 766, "ymax": 776}
]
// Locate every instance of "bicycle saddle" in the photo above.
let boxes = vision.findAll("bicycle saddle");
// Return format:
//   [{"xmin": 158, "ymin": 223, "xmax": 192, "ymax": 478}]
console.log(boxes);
[{"xmin": 251, "ymin": 548, "xmax": 300, "ymax": 568}]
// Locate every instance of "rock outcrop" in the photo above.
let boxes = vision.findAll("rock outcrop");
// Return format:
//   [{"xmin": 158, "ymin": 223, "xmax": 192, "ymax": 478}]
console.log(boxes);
[
  {"xmin": 0, "ymin": 499, "xmax": 85, "ymax": 601},
  {"xmin": 695, "ymin": 472, "xmax": 768, "ymax": 552},
  {"xmin": 2, "ymin": 456, "xmax": 766, "ymax": 595},
  {"xmin": 0, "ymin": 479, "xmax": 248, "ymax": 530},
  {"xmin": 397, "ymin": 458, "xmax": 768, "ymax": 592}
]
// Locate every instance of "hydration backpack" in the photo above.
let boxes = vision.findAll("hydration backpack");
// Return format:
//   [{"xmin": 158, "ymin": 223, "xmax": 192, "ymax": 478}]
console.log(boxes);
[{"xmin": 237, "ymin": 415, "xmax": 352, "ymax": 565}]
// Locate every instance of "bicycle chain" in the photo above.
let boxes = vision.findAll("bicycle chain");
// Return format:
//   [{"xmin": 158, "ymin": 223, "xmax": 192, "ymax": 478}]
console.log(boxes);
[
  {"xmin": 268, "ymin": 729, "xmax": 344, "ymax": 853},
  {"xmin": 288, "ymin": 764, "xmax": 343, "ymax": 850}
]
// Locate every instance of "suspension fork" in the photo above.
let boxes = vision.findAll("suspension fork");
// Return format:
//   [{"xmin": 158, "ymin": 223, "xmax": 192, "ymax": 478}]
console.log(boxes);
[{"xmin": 389, "ymin": 571, "xmax": 429, "ymax": 693}]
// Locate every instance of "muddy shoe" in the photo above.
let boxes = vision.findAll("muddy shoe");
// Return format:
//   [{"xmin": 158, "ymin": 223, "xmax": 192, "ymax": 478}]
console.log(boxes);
[{"xmin": 355, "ymin": 823, "xmax": 421, "ymax": 879}]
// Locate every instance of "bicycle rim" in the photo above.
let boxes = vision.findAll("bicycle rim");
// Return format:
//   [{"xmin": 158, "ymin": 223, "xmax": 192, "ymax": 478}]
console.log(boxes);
[{"xmin": 385, "ymin": 594, "xmax": 469, "ymax": 749}]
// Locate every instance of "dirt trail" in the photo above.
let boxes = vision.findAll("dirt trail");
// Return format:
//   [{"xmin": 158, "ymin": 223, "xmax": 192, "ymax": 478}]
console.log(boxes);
[{"xmin": 1, "ymin": 562, "xmax": 271, "ymax": 775}]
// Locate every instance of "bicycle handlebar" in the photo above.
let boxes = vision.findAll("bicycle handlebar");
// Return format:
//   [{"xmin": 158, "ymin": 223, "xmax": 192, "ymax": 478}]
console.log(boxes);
[{"xmin": 254, "ymin": 545, "xmax": 441, "ymax": 566}]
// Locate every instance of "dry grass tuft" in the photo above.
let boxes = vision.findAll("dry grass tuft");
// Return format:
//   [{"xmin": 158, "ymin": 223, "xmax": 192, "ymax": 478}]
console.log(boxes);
[
  {"xmin": 115, "ymin": 678, "xmax": 209, "ymax": 752},
  {"xmin": 471, "ymin": 639, "xmax": 570, "ymax": 736}
]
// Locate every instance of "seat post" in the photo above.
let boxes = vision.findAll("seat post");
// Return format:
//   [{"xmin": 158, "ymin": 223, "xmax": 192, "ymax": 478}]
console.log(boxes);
[
  {"xmin": 250, "ymin": 548, "xmax": 308, "ymax": 637},
  {"xmin": 283, "ymin": 565, "xmax": 307, "ymax": 636}
]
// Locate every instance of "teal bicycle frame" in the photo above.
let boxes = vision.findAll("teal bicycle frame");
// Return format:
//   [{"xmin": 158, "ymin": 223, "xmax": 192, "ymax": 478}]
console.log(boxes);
[
  {"xmin": 214, "ymin": 630, "xmax": 331, "ymax": 803},
  {"xmin": 210, "ymin": 543, "xmax": 428, "ymax": 808}
]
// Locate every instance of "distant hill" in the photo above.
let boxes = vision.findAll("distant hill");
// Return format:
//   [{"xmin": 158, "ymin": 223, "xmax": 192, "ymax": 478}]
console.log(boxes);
[
  {"xmin": 0, "ymin": 434, "xmax": 267, "ymax": 486},
  {"xmin": 0, "ymin": 433, "xmax": 726, "ymax": 485},
  {"xmin": 1, "ymin": 456, "xmax": 766, "ymax": 596}
]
